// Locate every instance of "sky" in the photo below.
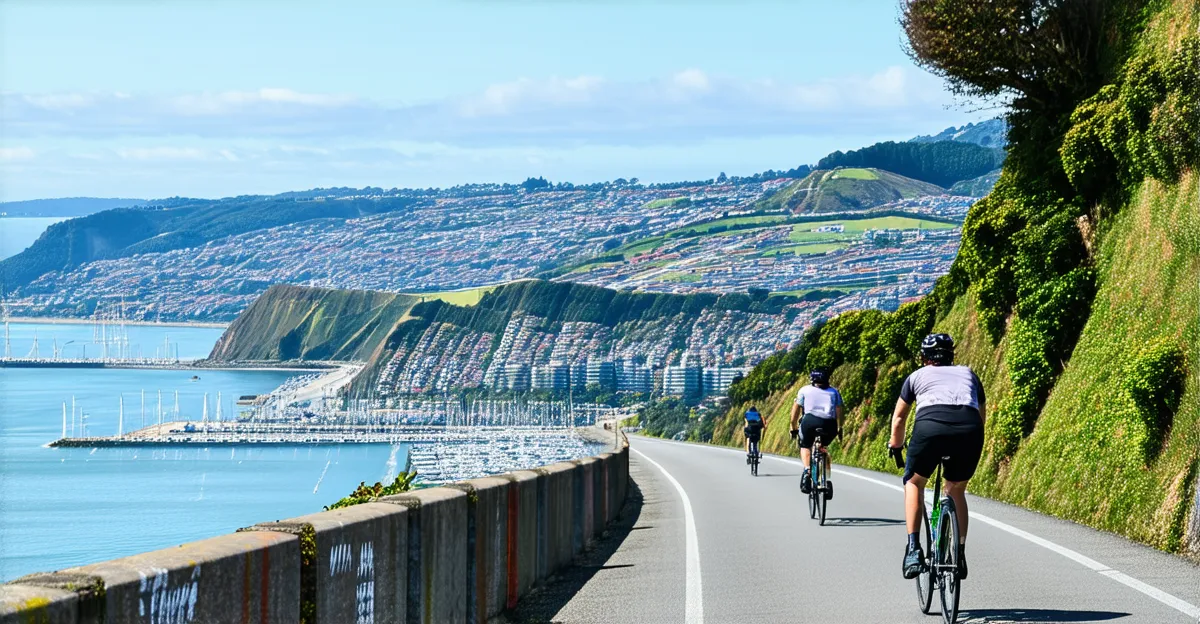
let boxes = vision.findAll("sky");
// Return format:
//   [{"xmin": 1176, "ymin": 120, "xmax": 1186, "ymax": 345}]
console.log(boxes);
[{"xmin": 0, "ymin": 1, "xmax": 993, "ymax": 201}]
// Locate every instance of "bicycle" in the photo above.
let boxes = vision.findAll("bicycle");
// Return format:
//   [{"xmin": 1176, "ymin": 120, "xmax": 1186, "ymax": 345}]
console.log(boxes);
[
  {"xmin": 744, "ymin": 423, "xmax": 763, "ymax": 476},
  {"xmin": 914, "ymin": 455, "xmax": 961, "ymax": 624},
  {"xmin": 806, "ymin": 428, "xmax": 831, "ymax": 525}
]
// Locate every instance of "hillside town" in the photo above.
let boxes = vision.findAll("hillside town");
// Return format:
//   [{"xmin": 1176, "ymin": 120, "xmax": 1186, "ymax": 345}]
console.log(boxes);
[
  {"xmin": 13, "ymin": 179, "xmax": 788, "ymax": 320},
  {"xmin": 12, "ymin": 182, "xmax": 969, "ymax": 326}
]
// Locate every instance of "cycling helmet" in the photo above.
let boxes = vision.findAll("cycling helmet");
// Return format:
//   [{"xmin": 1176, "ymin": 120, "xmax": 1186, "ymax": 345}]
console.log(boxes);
[
  {"xmin": 809, "ymin": 369, "xmax": 829, "ymax": 386},
  {"xmin": 920, "ymin": 333, "xmax": 955, "ymax": 364}
]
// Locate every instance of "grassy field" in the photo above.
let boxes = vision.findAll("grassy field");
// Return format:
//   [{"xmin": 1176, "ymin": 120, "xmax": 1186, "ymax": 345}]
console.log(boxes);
[
  {"xmin": 406, "ymin": 284, "xmax": 501, "ymax": 306},
  {"xmin": 670, "ymin": 214, "xmax": 789, "ymax": 236},
  {"xmin": 832, "ymin": 168, "xmax": 879, "ymax": 180},
  {"xmin": 660, "ymin": 271, "xmax": 701, "ymax": 283},
  {"xmin": 761, "ymin": 242, "xmax": 846, "ymax": 257},
  {"xmin": 615, "ymin": 236, "xmax": 667, "ymax": 257},
  {"xmin": 789, "ymin": 216, "xmax": 954, "ymax": 242},
  {"xmin": 640, "ymin": 197, "xmax": 689, "ymax": 210}
]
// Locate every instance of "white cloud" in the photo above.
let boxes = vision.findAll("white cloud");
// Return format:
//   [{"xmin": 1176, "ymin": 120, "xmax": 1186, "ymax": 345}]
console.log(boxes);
[
  {"xmin": 671, "ymin": 68, "xmax": 712, "ymax": 92},
  {"xmin": 115, "ymin": 147, "xmax": 208, "ymax": 161},
  {"xmin": 459, "ymin": 75, "xmax": 605, "ymax": 118},
  {"xmin": 0, "ymin": 146, "xmax": 36, "ymax": 161},
  {"xmin": 168, "ymin": 88, "xmax": 356, "ymax": 115},
  {"xmin": 1, "ymin": 66, "xmax": 964, "ymax": 147}
]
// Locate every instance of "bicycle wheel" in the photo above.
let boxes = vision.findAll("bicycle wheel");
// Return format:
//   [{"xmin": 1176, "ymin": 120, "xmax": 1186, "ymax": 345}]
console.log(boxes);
[
  {"xmin": 817, "ymin": 471, "xmax": 828, "ymax": 526},
  {"xmin": 751, "ymin": 450, "xmax": 758, "ymax": 477},
  {"xmin": 937, "ymin": 497, "xmax": 961, "ymax": 624},
  {"xmin": 915, "ymin": 500, "xmax": 934, "ymax": 614},
  {"xmin": 807, "ymin": 458, "xmax": 818, "ymax": 519}
]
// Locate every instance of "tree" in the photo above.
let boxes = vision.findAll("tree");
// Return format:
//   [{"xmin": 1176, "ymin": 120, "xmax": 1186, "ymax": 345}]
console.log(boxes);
[
  {"xmin": 901, "ymin": 0, "xmax": 1144, "ymax": 114},
  {"xmin": 520, "ymin": 176, "xmax": 550, "ymax": 192}
]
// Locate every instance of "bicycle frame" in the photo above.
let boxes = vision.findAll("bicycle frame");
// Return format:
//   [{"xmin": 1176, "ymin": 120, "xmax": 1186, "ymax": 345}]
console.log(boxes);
[{"xmin": 924, "ymin": 461, "xmax": 956, "ymax": 576}]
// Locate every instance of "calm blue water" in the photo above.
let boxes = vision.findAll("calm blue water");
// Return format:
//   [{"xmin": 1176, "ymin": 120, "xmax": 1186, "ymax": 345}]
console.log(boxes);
[
  {"xmin": 0, "ymin": 323, "xmax": 409, "ymax": 581},
  {"xmin": 0, "ymin": 217, "xmax": 65, "ymax": 260}
]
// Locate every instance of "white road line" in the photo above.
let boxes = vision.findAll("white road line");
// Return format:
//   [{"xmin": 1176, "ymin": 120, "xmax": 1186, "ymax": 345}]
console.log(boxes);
[
  {"xmin": 829, "ymin": 466, "xmax": 1200, "ymax": 621},
  {"xmin": 631, "ymin": 447, "xmax": 704, "ymax": 624},
  {"xmin": 636, "ymin": 437, "xmax": 1200, "ymax": 621}
]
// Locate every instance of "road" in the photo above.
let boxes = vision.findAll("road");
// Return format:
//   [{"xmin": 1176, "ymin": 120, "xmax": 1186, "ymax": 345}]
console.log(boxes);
[{"xmin": 510, "ymin": 436, "xmax": 1200, "ymax": 624}]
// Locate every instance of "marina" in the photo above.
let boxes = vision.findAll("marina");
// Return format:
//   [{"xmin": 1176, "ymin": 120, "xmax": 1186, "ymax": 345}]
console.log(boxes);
[{"xmin": 0, "ymin": 320, "xmax": 612, "ymax": 581}]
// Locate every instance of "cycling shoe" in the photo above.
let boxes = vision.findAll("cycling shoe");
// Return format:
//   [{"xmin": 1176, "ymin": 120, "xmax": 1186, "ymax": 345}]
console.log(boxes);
[{"xmin": 903, "ymin": 542, "xmax": 924, "ymax": 579}]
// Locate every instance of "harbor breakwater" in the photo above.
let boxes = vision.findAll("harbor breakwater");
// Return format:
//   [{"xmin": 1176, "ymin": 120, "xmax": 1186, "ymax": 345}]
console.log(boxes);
[{"xmin": 0, "ymin": 426, "xmax": 630, "ymax": 623}]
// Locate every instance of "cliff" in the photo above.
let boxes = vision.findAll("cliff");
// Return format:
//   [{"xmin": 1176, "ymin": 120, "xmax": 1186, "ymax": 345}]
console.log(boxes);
[{"xmin": 207, "ymin": 284, "xmax": 418, "ymax": 362}]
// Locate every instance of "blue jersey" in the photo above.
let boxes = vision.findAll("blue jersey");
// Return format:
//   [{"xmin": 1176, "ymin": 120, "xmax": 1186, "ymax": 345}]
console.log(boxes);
[{"xmin": 745, "ymin": 409, "xmax": 763, "ymax": 422}]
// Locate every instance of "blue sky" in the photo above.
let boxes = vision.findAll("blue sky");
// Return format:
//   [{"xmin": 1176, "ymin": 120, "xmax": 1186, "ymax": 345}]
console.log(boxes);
[{"xmin": 0, "ymin": 1, "xmax": 992, "ymax": 200}]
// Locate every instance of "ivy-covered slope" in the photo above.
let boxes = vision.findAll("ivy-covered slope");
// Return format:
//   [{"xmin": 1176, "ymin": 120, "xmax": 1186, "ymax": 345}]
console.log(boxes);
[{"xmin": 712, "ymin": 0, "xmax": 1200, "ymax": 556}]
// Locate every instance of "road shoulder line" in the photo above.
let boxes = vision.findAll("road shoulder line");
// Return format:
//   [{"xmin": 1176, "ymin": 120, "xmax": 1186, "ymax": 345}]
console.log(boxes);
[{"xmin": 631, "ymin": 447, "xmax": 704, "ymax": 624}]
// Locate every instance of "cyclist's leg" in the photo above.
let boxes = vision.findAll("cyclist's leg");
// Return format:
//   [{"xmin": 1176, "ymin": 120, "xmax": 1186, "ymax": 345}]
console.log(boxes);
[
  {"xmin": 944, "ymin": 479, "xmax": 969, "ymax": 541},
  {"xmin": 798, "ymin": 413, "xmax": 817, "ymax": 468},
  {"xmin": 942, "ymin": 420, "xmax": 984, "ymax": 545},
  {"xmin": 903, "ymin": 420, "xmax": 939, "ymax": 534},
  {"xmin": 904, "ymin": 473, "xmax": 929, "ymax": 533}
]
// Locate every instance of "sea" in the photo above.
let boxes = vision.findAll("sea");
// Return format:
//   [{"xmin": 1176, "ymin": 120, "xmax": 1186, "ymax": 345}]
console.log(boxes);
[
  {"xmin": 0, "ymin": 322, "xmax": 411, "ymax": 581},
  {"xmin": 0, "ymin": 217, "xmax": 66, "ymax": 260}
]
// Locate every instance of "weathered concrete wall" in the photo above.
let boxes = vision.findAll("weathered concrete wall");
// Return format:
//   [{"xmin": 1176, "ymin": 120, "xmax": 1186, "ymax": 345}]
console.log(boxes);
[
  {"xmin": 504, "ymin": 469, "xmax": 540, "ymax": 604},
  {"xmin": 1, "ymin": 430, "xmax": 629, "ymax": 624},
  {"xmin": 247, "ymin": 502, "xmax": 408, "ymax": 624}
]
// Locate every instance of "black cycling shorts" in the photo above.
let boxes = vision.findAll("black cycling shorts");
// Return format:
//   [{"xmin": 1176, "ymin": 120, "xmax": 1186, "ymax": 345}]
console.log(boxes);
[
  {"xmin": 744, "ymin": 422, "xmax": 763, "ymax": 442},
  {"xmin": 905, "ymin": 407, "xmax": 984, "ymax": 484},
  {"xmin": 798, "ymin": 414, "xmax": 837, "ymax": 450}
]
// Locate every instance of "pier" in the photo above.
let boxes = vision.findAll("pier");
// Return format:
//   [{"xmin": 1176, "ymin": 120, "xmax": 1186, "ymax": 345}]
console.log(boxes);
[{"xmin": 46, "ymin": 421, "xmax": 607, "ymax": 447}]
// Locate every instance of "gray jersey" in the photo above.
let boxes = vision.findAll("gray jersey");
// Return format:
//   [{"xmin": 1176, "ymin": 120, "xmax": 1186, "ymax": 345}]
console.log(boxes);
[
  {"xmin": 795, "ymin": 385, "xmax": 843, "ymax": 419},
  {"xmin": 899, "ymin": 365, "xmax": 985, "ymax": 414}
]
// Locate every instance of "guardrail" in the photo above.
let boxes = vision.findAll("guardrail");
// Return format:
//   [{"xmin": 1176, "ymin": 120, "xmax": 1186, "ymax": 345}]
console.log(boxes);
[{"xmin": 0, "ymin": 429, "xmax": 629, "ymax": 624}]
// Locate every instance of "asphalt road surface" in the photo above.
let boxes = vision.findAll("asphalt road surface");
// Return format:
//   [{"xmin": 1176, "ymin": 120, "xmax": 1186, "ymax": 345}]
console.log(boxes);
[{"xmin": 509, "ymin": 436, "xmax": 1200, "ymax": 624}]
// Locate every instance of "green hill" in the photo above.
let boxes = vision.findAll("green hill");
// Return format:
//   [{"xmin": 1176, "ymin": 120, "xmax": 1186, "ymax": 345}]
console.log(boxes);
[
  {"xmin": 817, "ymin": 140, "xmax": 1006, "ymax": 187},
  {"xmin": 708, "ymin": 0, "xmax": 1200, "ymax": 557},
  {"xmin": 791, "ymin": 168, "xmax": 945, "ymax": 213},
  {"xmin": 207, "ymin": 284, "xmax": 419, "ymax": 362}
]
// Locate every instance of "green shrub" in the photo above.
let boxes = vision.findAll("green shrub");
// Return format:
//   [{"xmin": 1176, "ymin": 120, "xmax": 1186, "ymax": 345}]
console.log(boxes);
[
  {"xmin": 870, "ymin": 360, "xmax": 916, "ymax": 424},
  {"xmin": 832, "ymin": 362, "xmax": 874, "ymax": 413},
  {"xmin": 327, "ymin": 470, "xmax": 418, "ymax": 510},
  {"xmin": 1122, "ymin": 340, "xmax": 1187, "ymax": 459}
]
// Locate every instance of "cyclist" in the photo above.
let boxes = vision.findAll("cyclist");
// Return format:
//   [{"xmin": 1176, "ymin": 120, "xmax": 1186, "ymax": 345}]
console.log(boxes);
[
  {"xmin": 789, "ymin": 369, "xmax": 843, "ymax": 497},
  {"xmin": 744, "ymin": 406, "xmax": 766, "ymax": 463},
  {"xmin": 888, "ymin": 333, "xmax": 986, "ymax": 581}
]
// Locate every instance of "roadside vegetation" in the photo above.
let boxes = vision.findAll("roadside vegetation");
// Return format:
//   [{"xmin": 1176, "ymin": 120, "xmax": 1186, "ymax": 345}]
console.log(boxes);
[{"xmin": 326, "ymin": 470, "xmax": 419, "ymax": 510}]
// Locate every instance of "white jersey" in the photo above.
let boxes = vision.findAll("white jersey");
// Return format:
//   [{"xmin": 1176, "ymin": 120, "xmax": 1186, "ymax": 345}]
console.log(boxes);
[{"xmin": 795, "ymin": 384, "xmax": 842, "ymax": 419}]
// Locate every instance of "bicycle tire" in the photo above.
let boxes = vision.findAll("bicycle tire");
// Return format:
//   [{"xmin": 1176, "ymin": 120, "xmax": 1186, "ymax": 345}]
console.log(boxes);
[
  {"xmin": 937, "ymin": 497, "xmax": 961, "ymax": 624},
  {"xmin": 807, "ymin": 453, "xmax": 818, "ymax": 519},
  {"xmin": 916, "ymin": 499, "xmax": 935, "ymax": 614},
  {"xmin": 817, "ymin": 472, "xmax": 828, "ymax": 525}
]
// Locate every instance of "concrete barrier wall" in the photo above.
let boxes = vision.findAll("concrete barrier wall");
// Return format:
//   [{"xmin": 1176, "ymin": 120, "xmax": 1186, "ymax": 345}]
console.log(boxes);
[{"xmin": 2, "ymin": 431, "xmax": 629, "ymax": 624}]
